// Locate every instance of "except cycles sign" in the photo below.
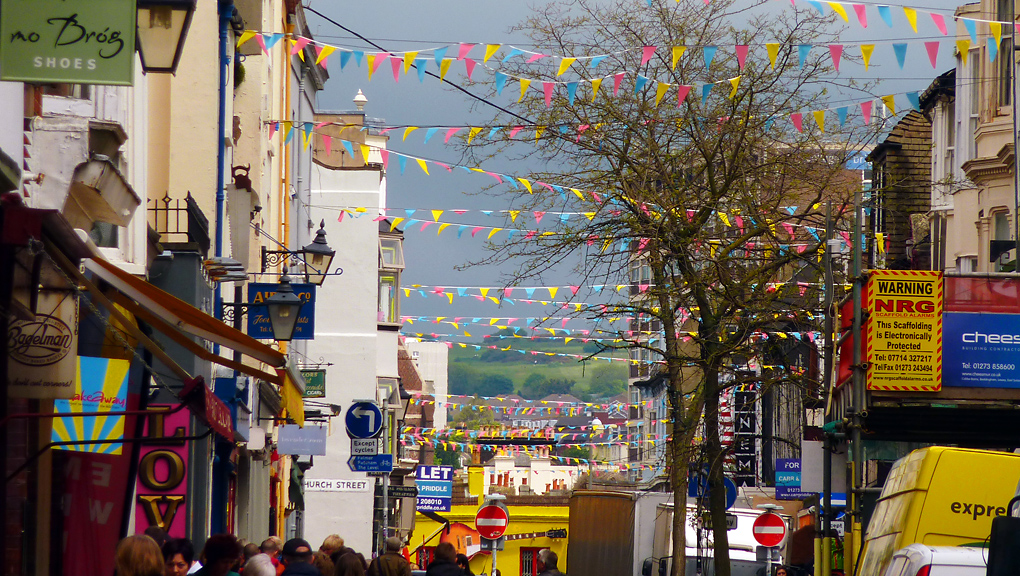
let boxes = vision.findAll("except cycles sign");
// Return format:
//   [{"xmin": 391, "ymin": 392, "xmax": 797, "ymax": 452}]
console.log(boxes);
[
  {"xmin": 866, "ymin": 270, "xmax": 943, "ymax": 392},
  {"xmin": 0, "ymin": 0, "xmax": 136, "ymax": 85}
]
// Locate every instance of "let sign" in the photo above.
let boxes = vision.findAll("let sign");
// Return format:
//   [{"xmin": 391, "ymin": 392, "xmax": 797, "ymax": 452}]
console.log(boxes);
[{"xmin": 1, "ymin": 0, "xmax": 136, "ymax": 85}]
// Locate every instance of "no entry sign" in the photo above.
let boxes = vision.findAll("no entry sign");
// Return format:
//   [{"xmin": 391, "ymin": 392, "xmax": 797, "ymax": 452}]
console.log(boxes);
[
  {"xmin": 752, "ymin": 512, "xmax": 787, "ymax": 547},
  {"xmin": 475, "ymin": 503, "xmax": 509, "ymax": 540}
]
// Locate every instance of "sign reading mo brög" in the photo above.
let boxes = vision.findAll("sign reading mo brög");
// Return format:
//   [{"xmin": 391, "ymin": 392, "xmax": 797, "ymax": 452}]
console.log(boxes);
[{"xmin": 1, "ymin": 0, "xmax": 136, "ymax": 85}]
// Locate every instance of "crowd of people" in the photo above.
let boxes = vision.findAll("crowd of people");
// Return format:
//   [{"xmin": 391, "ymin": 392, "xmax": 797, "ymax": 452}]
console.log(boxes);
[{"xmin": 113, "ymin": 529, "xmax": 565, "ymax": 576}]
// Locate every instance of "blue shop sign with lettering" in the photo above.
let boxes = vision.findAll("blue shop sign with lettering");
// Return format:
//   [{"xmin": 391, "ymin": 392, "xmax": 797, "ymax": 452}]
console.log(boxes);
[{"xmin": 246, "ymin": 283, "xmax": 316, "ymax": 340}]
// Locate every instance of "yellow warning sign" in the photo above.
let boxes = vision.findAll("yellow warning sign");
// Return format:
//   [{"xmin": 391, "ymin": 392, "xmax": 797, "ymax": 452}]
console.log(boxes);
[{"xmin": 866, "ymin": 270, "xmax": 943, "ymax": 392}]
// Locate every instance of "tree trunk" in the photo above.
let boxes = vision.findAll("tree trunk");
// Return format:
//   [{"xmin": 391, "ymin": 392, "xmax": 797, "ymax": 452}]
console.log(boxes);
[
  {"xmin": 670, "ymin": 428, "xmax": 688, "ymax": 576},
  {"xmin": 703, "ymin": 362, "xmax": 731, "ymax": 576}
]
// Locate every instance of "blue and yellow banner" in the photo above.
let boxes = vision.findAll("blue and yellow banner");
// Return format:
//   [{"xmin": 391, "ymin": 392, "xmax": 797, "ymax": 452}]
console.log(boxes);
[{"xmin": 52, "ymin": 357, "xmax": 130, "ymax": 454}]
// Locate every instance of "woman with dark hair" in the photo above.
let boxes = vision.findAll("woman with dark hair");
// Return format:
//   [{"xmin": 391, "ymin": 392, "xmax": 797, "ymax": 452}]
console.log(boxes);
[
  {"xmin": 424, "ymin": 543, "xmax": 461, "ymax": 576},
  {"xmin": 195, "ymin": 534, "xmax": 244, "ymax": 576},
  {"xmin": 333, "ymin": 552, "xmax": 366, "ymax": 576},
  {"xmin": 162, "ymin": 538, "xmax": 196, "ymax": 576},
  {"xmin": 454, "ymin": 555, "xmax": 473, "ymax": 576}
]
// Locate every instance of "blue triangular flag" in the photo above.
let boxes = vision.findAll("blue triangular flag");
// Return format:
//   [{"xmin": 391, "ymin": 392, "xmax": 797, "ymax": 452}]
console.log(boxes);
[
  {"xmin": 457, "ymin": 288, "xmax": 467, "ymax": 296},
  {"xmin": 964, "ymin": 18, "xmax": 977, "ymax": 43},
  {"xmin": 457, "ymin": 225, "xmax": 467, "ymax": 238},
  {"xmin": 404, "ymin": 209, "xmax": 416, "ymax": 218},
  {"xmin": 806, "ymin": 0, "xmax": 825, "ymax": 14},
  {"xmin": 703, "ymin": 46, "xmax": 718, "ymax": 68},
  {"xmin": 558, "ymin": 126, "xmax": 568, "ymax": 133},
  {"xmin": 398, "ymin": 155, "xmax": 407, "ymax": 174},
  {"xmin": 481, "ymin": 210, "xmax": 493, "ymax": 216},
  {"xmin": 988, "ymin": 37, "xmax": 999, "ymax": 62},
  {"xmin": 341, "ymin": 140, "xmax": 355, "ymax": 157},
  {"xmin": 566, "ymin": 82, "xmax": 578, "ymax": 105},
  {"xmin": 525, "ymin": 288, "xmax": 536, "ymax": 298},
  {"xmin": 415, "ymin": 58, "xmax": 427, "ymax": 82},
  {"xmin": 893, "ymin": 44, "xmax": 907, "ymax": 69},
  {"xmin": 506, "ymin": 175, "xmax": 517, "ymax": 189},
  {"xmin": 489, "ymin": 127, "xmax": 502, "ymax": 138},
  {"xmin": 590, "ymin": 55, "xmax": 607, "ymax": 68},
  {"xmin": 798, "ymin": 44, "xmax": 811, "ymax": 69},
  {"xmin": 406, "ymin": 219, "xmax": 419, "ymax": 227},
  {"xmin": 837, "ymin": 106, "xmax": 848, "ymax": 127},
  {"xmin": 764, "ymin": 117, "xmax": 775, "ymax": 132},
  {"xmin": 339, "ymin": 51, "xmax": 352, "ymax": 70},
  {"xmin": 424, "ymin": 127, "xmax": 439, "ymax": 143},
  {"xmin": 495, "ymin": 71, "xmax": 508, "ymax": 95},
  {"xmin": 506, "ymin": 230, "xmax": 516, "ymax": 241},
  {"xmin": 502, "ymin": 48, "xmax": 524, "ymax": 62},
  {"xmin": 906, "ymin": 91, "xmax": 920, "ymax": 111},
  {"xmin": 264, "ymin": 33, "xmax": 284, "ymax": 49},
  {"xmin": 433, "ymin": 46, "xmax": 448, "ymax": 66},
  {"xmin": 877, "ymin": 5, "xmax": 893, "ymax": 27},
  {"xmin": 560, "ymin": 214, "xmax": 570, "ymax": 223},
  {"xmin": 634, "ymin": 74, "xmax": 649, "ymax": 93},
  {"xmin": 352, "ymin": 51, "xmax": 364, "ymax": 66},
  {"xmin": 701, "ymin": 83, "xmax": 713, "ymax": 104}
]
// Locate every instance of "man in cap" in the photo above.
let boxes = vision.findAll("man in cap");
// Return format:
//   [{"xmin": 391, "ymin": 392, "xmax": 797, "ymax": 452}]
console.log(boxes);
[{"xmin": 280, "ymin": 538, "xmax": 318, "ymax": 576}]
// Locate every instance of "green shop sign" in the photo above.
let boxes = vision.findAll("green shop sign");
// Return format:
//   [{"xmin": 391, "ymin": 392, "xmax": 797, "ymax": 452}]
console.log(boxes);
[
  {"xmin": 1, "ymin": 0, "xmax": 136, "ymax": 85},
  {"xmin": 300, "ymin": 369, "xmax": 326, "ymax": 399}
]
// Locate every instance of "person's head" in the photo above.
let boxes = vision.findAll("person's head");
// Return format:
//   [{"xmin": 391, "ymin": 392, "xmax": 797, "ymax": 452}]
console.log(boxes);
[
  {"xmin": 384, "ymin": 537, "xmax": 402, "ymax": 554},
  {"xmin": 162, "ymin": 538, "xmax": 195, "ymax": 576},
  {"xmin": 321, "ymin": 535, "xmax": 344, "ymax": 556},
  {"xmin": 434, "ymin": 542, "xmax": 457, "ymax": 563},
  {"xmin": 283, "ymin": 538, "xmax": 314, "ymax": 564},
  {"xmin": 313, "ymin": 551, "xmax": 335, "ymax": 576},
  {"xmin": 538, "ymin": 549, "xmax": 558, "ymax": 571},
  {"xmin": 261, "ymin": 538, "xmax": 281, "ymax": 556},
  {"xmin": 244, "ymin": 554, "xmax": 277, "ymax": 576},
  {"xmin": 243, "ymin": 543, "xmax": 261, "ymax": 562},
  {"xmin": 145, "ymin": 527, "xmax": 171, "ymax": 549},
  {"xmin": 201, "ymin": 534, "xmax": 243, "ymax": 576},
  {"xmin": 333, "ymin": 551, "xmax": 366, "ymax": 576},
  {"xmin": 775, "ymin": 568, "xmax": 788, "ymax": 576},
  {"xmin": 455, "ymin": 554, "xmax": 470, "ymax": 572},
  {"xmin": 116, "ymin": 535, "xmax": 165, "ymax": 576}
]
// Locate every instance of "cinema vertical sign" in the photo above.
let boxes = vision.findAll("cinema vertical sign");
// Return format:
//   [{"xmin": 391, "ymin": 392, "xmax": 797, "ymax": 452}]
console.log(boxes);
[{"xmin": 866, "ymin": 270, "xmax": 943, "ymax": 392}]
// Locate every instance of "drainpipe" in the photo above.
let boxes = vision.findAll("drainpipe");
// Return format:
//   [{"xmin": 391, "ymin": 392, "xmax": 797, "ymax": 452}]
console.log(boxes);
[{"xmin": 213, "ymin": 0, "xmax": 233, "ymax": 336}]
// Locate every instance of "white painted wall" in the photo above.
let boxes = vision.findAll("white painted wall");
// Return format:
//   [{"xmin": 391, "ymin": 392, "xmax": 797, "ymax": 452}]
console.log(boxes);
[
  {"xmin": 0, "ymin": 81, "xmax": 23, "ymax": 171},
  {"xmin": 403, "ymin": 340, "xmax": 449, "ymax": 429}
]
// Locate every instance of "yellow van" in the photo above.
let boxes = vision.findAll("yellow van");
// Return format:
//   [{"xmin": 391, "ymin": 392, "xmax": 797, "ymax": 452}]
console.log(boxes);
[{"xmin": 858, "ymin": 447, "xmax": 1020, "ymax": 576}]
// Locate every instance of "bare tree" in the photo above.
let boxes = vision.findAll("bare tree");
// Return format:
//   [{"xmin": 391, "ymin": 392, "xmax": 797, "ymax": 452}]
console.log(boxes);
[{"xmin": 464, "ymin": 0, "xmax": 871, "ymax": 574}]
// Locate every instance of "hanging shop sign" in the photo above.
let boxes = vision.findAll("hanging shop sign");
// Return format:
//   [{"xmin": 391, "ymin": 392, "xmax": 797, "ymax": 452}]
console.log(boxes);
[
  {"xmin": 135, "ymin": 405, "xmax": 190, "ymax": 538},
  {"xmin": 0, "ymin": 0, "xmax": 136, "ymax": 85},
  {"xmin": 300, "ymin": 369, "xmax": 326, "ymax": 398},
  {"xmin": 8, "ymin": 292, "xmax": 79, "ymax": 398},
  {"xmin": 278, "ymin": 424, "xmax": 328, "ymax": 456},
  {"xmin": 52, "ymin": 356, "xmax": 130, "ymax": 454},
  {"xmin": 943, "ymin": 312, "xmax": 1020, "ymax": 388},
  {"xmin": 247, "ymin": 282, "xmax": 316, "ymax": 340},
  {"xmin": 866, "ymin": 270, "xmax": 943, "ymax": 392}
]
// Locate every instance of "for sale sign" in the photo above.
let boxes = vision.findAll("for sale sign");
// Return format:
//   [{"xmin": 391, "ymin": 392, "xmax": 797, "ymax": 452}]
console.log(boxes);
[{"xmin": 866, "ymin": 270, "xmax": 943, "ymax": 392}]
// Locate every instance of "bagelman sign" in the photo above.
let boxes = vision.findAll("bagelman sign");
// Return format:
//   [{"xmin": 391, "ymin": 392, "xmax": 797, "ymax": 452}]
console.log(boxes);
[
  {"xmin": 7, "ymin": 293, "xmax": 79, "ymax": 398},
  {"xmin": 866, "ymin": 270, "xmax": 943, "ymax": 392},
  {"xmin": 0, "ymin": 0, "xmax": 136, "ymax": 85}
]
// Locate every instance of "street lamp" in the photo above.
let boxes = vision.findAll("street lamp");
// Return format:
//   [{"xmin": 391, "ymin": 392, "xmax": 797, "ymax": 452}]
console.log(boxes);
[
  {"xmin": 301, "ymin": 221, "xmax": 336, "ymax": 286},
  {"xmin": 136, "ymin": 0, "xmax": 197, "ymax": 74},
  {"xmin": 263, "ymin": 275, "xmax": 303, "ymax": 341}
]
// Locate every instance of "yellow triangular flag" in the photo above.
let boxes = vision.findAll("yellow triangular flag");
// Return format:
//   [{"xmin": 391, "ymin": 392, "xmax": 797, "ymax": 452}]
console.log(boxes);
[
  {"xmin": 903, "ymin": 7, "xmax": 918, "ymax": 32},
  {"xmin": 548, "ymin": 287, "xmax": 559, "ymax": 299},
  {"xmin": 437, "ymin": 223, "xmax": 451, "ymax": 235},
  {"xmin": 479, "ymin": 288, "xmax": 489, "ymax": 298},
  {"xmin": 766, "ymin": 43, "xmax": 780, "ymax": 70},
  {"xmin": 671, "ymin": 46, "xmax": 687, "ymax": 70},
  {"xmin": 431, "ymin": 210, "xmax": 443, "ymax": 221},
  {"xmin": 860, "ymin": 44, "xmax": 874, "ymax": 70},
  {"xmin": 881, "ymin": 94, "xmax": 896, "ymax": 115},
  {"xmin": 519, "ymin": 79, "xmax": 531, "ymax": 102},
  {"xmin": 403, "ymin": 127, "xmax": 419, "ymax": 141},
  {"xmin": 403, "ymin": 51, "xmax": 419, "ymax": 73},
  {"xmin": 728, "ymin": 76, "xmax": 740, "ymax": 99},
  {"xmin": 468, "ymin": 127, "xmax": 482, "ymax": 143},
  {"xmin": 718, "ymin": 212, "xmax": 731, "ymax": 227},
  {"xmin": 654, "ymin": 82, "xmax": 670, "ymax": 107},
  {"xmin": 489, "ymin": 318, "xmax": 499, "ymax": 326},
  {"xmin": 572, "ymin": 188, "xmax": 584, "ymax": 200},
  {"xmin": 359, "ymin": 144, "xmax": 371, "ymax": 164},
  {"xmin": 487, "ymin": 228, "xmax": 502, "ymax": 240},
  {"xmin": 535, "ymin": 126, "xmax": 545, "ymax": 140},
  {"xmin": 991, "ymin": 22, "xmax": 1003, "ymax": 46},
  {"xmin": 826, "ymin": 2, "xmax": 849, "ymax": 22},
  {"xmin": 237, "ymin": 30, "xmax": 257, "ymax": 48},
  {"xmin": 557, "ymin": 57, "xmax": 577, "ymax": 76},
  {"xmin": 439, "ymin": 59, "xmax": 452, "ymax": 82},
  {"xmin": 584, "ymin": 212, "xmax": 595, "ymax": 220},
  {"xmin": 416, "ymin": 159, "xmax": 429, "ymax": 175},
  {"xmin": 957, "ymin": 40, "xmax": 971, "ymax": 65},
  {"xmin": 390, "ymin": 218, "xmax": 404, "ymax": 231},
  {"xmin": 518, "ymin": 178, "xmax": 532, "ymax": 193},
  {"xmin": 446, "ymin": 293, "xmax": 454, "ymax": 304},
  {"xmin": 590, "ymin": 78, "xmax": 603, "ymax": 101},
  {"xmin": 366, "ymin": 54, "xmax": 376, "ymax": 79},
  {"xmin": 484, "ymin": 44, "xmax": 501, "ymax": 63},
  {"xmin": 315, "ymin": 45, "xmax": 336, "ymax": 65},
  {"xmin": 813, "ymin": 110, "xmax": 825, "ymax": 132},
  {"xmin": 509, "ymin": 210, "xmax": 520, "ymax": 222},
  {"xmin": 876, "ymin": 232, "xmax": 885, "ymax": 253}
]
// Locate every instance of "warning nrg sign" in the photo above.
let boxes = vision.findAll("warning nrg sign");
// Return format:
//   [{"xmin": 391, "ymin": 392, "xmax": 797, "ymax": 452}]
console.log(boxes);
[{"xmin": 866, "ymin": 270, "xmax": 943, "ymax": 392}]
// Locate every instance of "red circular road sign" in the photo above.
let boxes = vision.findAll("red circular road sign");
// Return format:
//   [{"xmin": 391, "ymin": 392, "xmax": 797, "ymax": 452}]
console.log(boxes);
[
  {"xmin": 475, "ymin": 504, "xmax": 510, "ymax": 540},
  {"xmin": 752, "ymin": 512, "xmax": 787, "ymax": 547}
]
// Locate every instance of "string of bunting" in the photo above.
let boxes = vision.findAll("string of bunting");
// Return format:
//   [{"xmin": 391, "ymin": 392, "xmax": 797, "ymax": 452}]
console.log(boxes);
[{"xmin": 400, "ymin": 437, "xmax": 665, "ymax": 470}]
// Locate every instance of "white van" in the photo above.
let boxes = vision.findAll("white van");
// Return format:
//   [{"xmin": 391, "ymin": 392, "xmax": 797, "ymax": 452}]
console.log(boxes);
[{"xmin": 880, "ymin": 544, "xmax": 988, "ymax": 576}]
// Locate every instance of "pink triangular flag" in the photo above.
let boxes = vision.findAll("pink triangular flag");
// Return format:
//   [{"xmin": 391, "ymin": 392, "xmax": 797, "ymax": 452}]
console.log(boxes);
[
  {"xmin": 457, "ymin": 43, "xmax": 475, "ymax": 60},
  {"xmin": 322, "ymin": 134, "xmax": 332, "ymax": 156},
  {"xmin": 465, "ymin": 58, "xmax": 477, "ymax": 80},
  {"xmin": 470, "ymin": 226, "xmax": 484, "ymax": 237},
  {"xmin": 569, "ymin": 286, "xmax": 580, "ymax": 295},
  {"xmin": 735, "ymin": 45, "xmax": 749, "ymax": 70},
  {"xmin": 828, "ymin": 44, "xmax": 843, "ymax": 72},
  {"xmin": 372, "ymin": 52, "xmax": 390, "ymax": 73},
  {"xmin": 676, "ymin": 85, "xmax": 691, "ymax": 107},
  {"xmin": 526, "ymin": 53, "xmax": 547, "ymax": 63},
  {"xmin": 314, "ymin": 45, "xmax": 329, "ymax": 66},
  {"xmin": 380, "ymin": 149, "xmax": 390, "ymax": 169},
  {"xmin": 444, "ymin": 128, "xmax": 461, "ymax": 143},
  {"xmin": 853, "ymin": 4, "xmax": 867, "ymax": 27},
  {"xmin": 534, "ymin": 211, "xmax": 545, "ymax": 224},
  {"xmin": 930, "ymin": 12, "xmax": 948, "ymax": 35},
  {"xmin": 337, "ymin": 210, "xmax": 345, "ymax": 223},
  {"xmin": 790, "ymin": 112, "xmax": 803, "ymax": 132},
  {"xmin": 255, "ymin": 34, "xmax": 268, "ymax": 55},
  {"xmin": 861, "ymin": 100, "xmax": 873, "ymax": 124},
  {"xmin": 290, "ymin": 37, "xmax": 310, "ymax": 55},
  {"xmin": 268, "ymin": 122, "xmax": 278, "ymax": 139},
  {"xmin": 925, "ymin": 41, "xmax": 939, "ymax": 68},
  {"xmin": 543, "ymin": 82, "xmax": 554, "ymax": 108},
  {"xmin": 391, "ymin": 58, "xmax": 401, "ymax": 82},
  {"xmin": 613, "ymin": 72, "xmax": 625, "ymax": 96},
  {"xmin": 641, "ymin": 46, "xmax": 656, "ymax": 66},
  {"xmin": 509, "ymin": 126, "xmax": 522, "ymax": 138}
]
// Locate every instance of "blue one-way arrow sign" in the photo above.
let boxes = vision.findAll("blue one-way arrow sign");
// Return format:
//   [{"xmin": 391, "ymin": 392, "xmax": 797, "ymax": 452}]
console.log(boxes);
[
  {"xmin": 346, "ymin": 401, "xmax": 383, "ymax": 439},
  {"xmin": 348, "ymin": 454, "xmax": 393, "ymax": 473}
]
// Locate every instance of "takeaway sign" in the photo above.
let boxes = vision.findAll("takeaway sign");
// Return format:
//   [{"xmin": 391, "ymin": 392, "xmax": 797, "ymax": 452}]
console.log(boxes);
[
  {"xmin": 866, "ymin": 270, "xmax": 943, "ymax": 392},
  {"xmin": 0, "ymin": 0, "xmax": 136, "ymax": 85}
]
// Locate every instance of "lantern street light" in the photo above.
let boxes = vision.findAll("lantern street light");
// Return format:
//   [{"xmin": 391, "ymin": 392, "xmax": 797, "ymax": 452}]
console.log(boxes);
[
  {"xmin": 263, "ymin": 275, "xmax": 303, "ymax": 341},
  {"xmin": 301, "ymin": 221, "xmax": 336, "ymax": 286},
  {"xmin": 136, "ymin": 0, "xmax": 197, "ymax": 74}
]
